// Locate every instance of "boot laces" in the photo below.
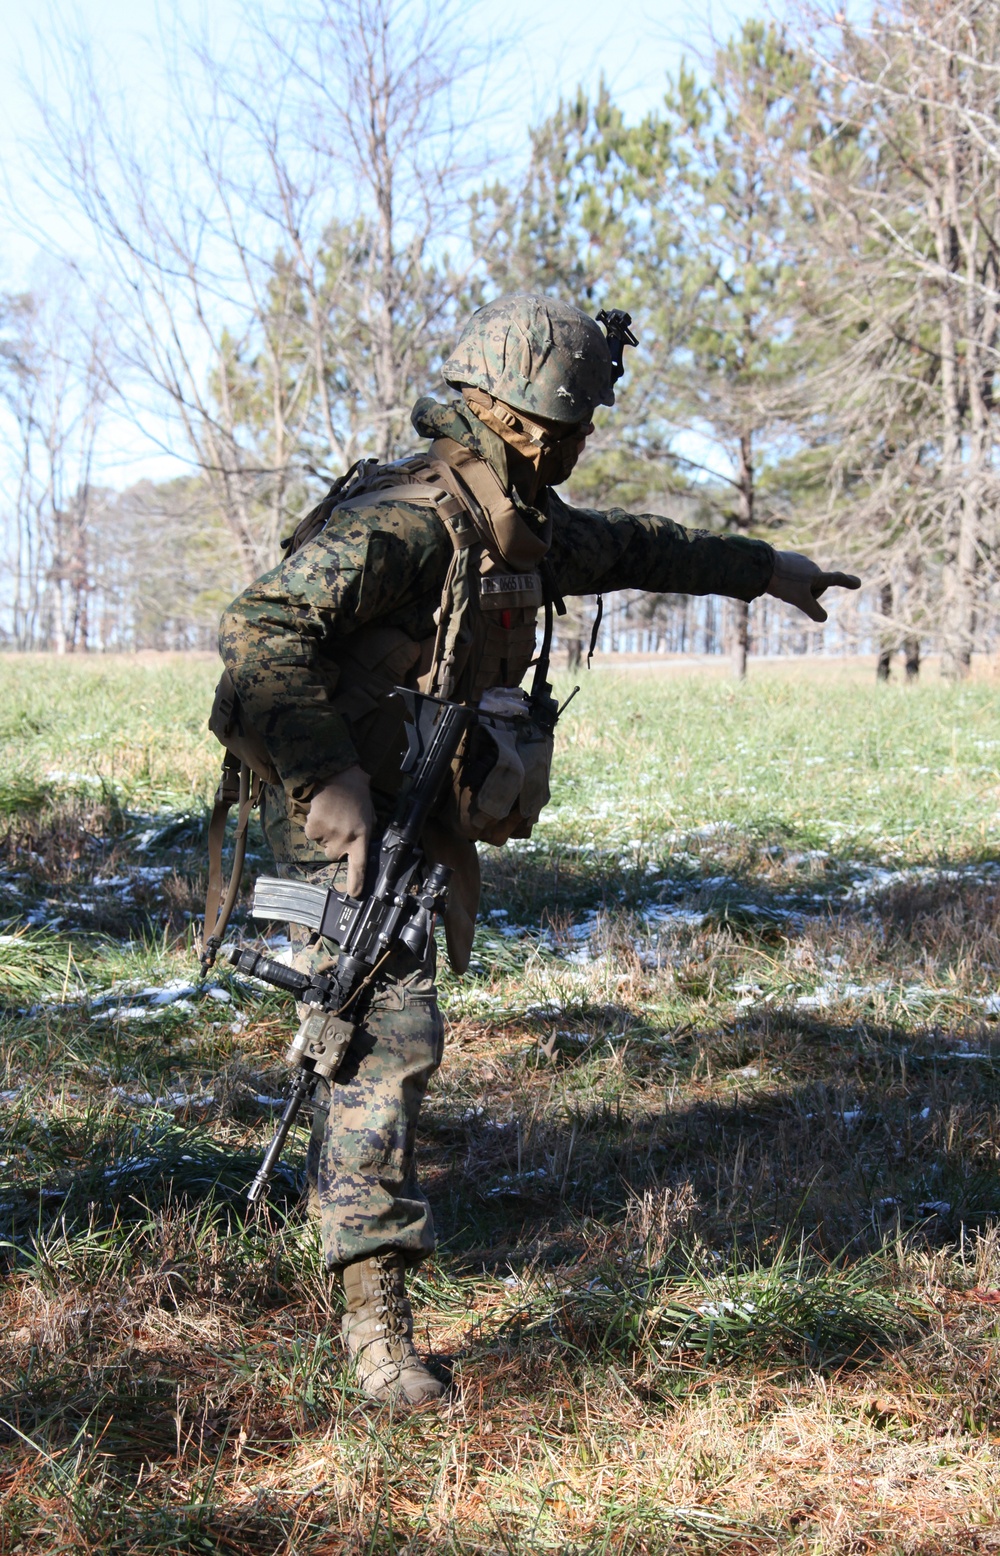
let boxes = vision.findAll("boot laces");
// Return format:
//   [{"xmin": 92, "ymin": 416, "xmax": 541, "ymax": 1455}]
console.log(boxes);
[{"xmin": 373, "ymin": 1259, "xmax": 408, "ymax": 1333}]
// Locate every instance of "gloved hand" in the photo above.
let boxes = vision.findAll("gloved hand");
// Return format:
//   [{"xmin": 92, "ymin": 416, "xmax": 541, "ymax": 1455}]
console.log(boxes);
[
  {"xmin": 766, "ymin": 551, "xmax": 861, "ymax": 623},
  {"xmin": 303, "ymin": 764, "xmax": 374, "ymax": 898}
]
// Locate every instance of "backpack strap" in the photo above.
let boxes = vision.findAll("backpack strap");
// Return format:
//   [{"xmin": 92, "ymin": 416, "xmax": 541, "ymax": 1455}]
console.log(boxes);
[
  {"xmin": 337, "ymin": 465, "xmax": 481, "ymax": 701},
  {"xmin": 422, "ymin": 545, "xmax": 476, "ymax": 701},
  {"xmin": 200, "ymin": 754, "xmax": 260, "ymax": 975},
  {"xmin": 282, "ymin": 458, "xmax": 474, "ymax": 555},
  {"xmin": 280, "ymin": 458, "xmax": 380, "ymax": 555},
  {"xmin": 426, "ymin": 438, "xmax": 550, "ymax": 569}
]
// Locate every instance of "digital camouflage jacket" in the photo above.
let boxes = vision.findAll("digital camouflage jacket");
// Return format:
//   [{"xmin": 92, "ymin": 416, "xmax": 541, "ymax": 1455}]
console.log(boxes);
[{"xmin": 219, "ymin": 397, "xmax": 775, "ymax": 796}]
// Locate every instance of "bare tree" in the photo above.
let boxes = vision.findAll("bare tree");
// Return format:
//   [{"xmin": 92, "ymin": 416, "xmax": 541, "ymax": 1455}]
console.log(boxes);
[
  {"xmin": 29, "ymin": 0, "xmax": 494, "ymax": 584},
  {"xmin": 798, "ymin": 0, "xmax": 1000, "ymax": 677},
  {"xmin": 0, "ymin": 279, "xmax": 109, "ymax": 651},
  {"xmin": 84, "ymin": 478, "xmax": 241, "ymax": 650},
  {"xmin": 269, "ymin": 0, "xmax": 494, "ymax": 462}
]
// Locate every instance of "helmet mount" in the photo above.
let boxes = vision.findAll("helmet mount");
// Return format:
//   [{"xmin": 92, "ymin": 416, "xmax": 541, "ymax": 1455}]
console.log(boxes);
[{"xmin": 595, "ymin": 309, "xmax": 638, "ymax": 383}]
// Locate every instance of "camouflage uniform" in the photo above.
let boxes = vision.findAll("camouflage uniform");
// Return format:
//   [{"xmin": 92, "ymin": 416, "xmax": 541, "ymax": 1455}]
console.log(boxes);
[
  {"xmin": 261, "ymin": 787, "xmax": 442, "ymax": 1268},
  {"xmin": 222, "ymin": 395, "xmax": 772, "ymax": 797},
  {"xmin": 220, "ymin": 366, "xmax": 775, "ymax": 1275}
]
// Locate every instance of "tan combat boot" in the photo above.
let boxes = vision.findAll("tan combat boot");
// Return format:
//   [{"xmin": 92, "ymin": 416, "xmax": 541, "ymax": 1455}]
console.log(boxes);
[{"xmin": 341, "ymin": 1252, "xmax": 447, "ymax": 1406}]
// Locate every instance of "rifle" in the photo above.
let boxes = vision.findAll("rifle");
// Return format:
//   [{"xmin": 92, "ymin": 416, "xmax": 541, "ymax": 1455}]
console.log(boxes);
[{"xmin": 228, "ymin": 689, "xmax": 473, "ymax": 1206}]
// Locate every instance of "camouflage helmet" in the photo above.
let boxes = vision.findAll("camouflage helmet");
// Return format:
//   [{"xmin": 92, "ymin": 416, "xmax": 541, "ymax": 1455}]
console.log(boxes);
[{"xmin": 442, "ymin": 293, "xmax": 616, "ymax": 424}]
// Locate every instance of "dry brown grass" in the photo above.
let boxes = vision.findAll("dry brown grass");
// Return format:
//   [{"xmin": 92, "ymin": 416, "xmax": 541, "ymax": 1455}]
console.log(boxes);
[{"xmin": 4, "ymin": 654, "xmax": 1000, "ymax": 1551}]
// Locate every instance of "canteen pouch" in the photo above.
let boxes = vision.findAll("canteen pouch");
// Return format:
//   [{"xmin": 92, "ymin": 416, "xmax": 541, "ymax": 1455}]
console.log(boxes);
[{"xmin": 456, "ymin": 688, "xmax": 554, "ymax": 846}]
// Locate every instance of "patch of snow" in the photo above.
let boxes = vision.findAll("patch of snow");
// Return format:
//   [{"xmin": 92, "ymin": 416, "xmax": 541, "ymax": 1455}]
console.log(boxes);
[
  {"xmin": 563, "ymin": 948, "xmax": 602, "ymax": 967},
  {"xmin": 44, "ymin": 769, "xmax": 101, "ymax": 785},
  {"xmin": 487, "ymin": 1168, "xmax": 549, "ymax": 1196},
  {"xmin": 698, "ymin": 1299, "xmax": 757, "ymax": 1318},
  {"xmin": 111, "ymin": 1087, "xmax": 155, "ymax": 1105},
  {"xmin": 90, "ymin": 979, "xmax": 199, "ymax": 1021},
  {"xmin": 796, "ymin": 985, "xmax": 834, "ymax": 1010},
  {"xmin": 643, "ymin": 905, "xmax": 708, "ymax": 929},
  {"xmin": 101, "ymin": 1156, "xmax": 161, "ymax": 1184}
]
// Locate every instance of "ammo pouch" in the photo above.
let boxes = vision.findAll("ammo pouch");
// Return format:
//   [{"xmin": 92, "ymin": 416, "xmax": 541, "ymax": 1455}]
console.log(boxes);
[
  {"xmin": 457, "ymin": 688, "xmax": 553, "ymax": 845},
  {"xmin": 208, "ymin": 669, "xmax": 281, "ymax": 787}
]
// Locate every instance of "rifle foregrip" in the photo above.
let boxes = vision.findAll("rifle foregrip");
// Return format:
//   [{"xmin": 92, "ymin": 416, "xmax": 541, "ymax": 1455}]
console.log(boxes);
[{"xmin": 228, "ymin": 946, "xmax": 311, "ymax": 995}]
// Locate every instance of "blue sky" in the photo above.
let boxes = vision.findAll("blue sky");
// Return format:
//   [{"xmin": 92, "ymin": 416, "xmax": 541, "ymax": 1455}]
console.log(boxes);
[
  {"xmin": 0, "ymin": 0, "xmax": 764, "ymax": 485},
  {"xmin": 1, "ymin": 0, "xmax": 766, "ymax": 288}
]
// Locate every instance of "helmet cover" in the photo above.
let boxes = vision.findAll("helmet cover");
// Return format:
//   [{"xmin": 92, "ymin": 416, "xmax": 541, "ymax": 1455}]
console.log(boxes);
[{"xmin": 442, "ymin": 293, "xmax": 616, "ymax": 424}]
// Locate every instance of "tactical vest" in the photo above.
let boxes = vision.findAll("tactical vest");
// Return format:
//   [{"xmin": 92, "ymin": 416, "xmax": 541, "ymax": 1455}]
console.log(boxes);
[{"xmin": 203, "ymin": 437, "xmax": 563, "ymax": 969}]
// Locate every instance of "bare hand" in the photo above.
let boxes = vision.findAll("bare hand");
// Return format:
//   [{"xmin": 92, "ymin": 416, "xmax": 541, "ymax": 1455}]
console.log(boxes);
[
  {"xmin": 766, "ymin": 550, "xmax": 861, "ymax": 623},
  {"xmin": 303, "ymin": 765, "xmax": 374, "ymax": 898}
]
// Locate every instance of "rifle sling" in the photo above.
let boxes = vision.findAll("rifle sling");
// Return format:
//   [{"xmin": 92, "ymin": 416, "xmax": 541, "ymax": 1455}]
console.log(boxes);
[{"xmin": 202, "ymin": 756, "xmax": 259, "ymax": 971}]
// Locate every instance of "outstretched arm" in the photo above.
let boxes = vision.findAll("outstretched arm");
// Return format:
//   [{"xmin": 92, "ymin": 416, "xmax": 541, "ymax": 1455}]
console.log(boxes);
[
  {"xmin": 545, "ymin": 492, "xmax": 775, "ymax": 600},
  {"xmin": 545, "ymin": 492, "xmax": 860, "ymax": 617}
]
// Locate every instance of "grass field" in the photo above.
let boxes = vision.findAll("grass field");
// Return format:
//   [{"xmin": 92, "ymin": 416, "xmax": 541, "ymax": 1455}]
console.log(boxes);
[{"xmin": 3, "ymin": 651, "xmax": 1000, "ymax": 1553}]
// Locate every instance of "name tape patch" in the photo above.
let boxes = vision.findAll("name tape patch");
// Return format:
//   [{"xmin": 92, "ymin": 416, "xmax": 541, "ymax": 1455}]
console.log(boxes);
[{"xmin": 480, "ymin": 572, "xmax": 542, "ymax": 597}]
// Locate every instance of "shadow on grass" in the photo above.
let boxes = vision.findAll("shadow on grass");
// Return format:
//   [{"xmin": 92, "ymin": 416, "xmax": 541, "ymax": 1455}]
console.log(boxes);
[
  {"xmin": 480, "ymin": 831, "xmax": 1000, "ymax": 940},
  {"xmin": 0, "ymin": 792, "xmax": 268, "ymax": 942},
  {"xmin": 4, "ymin": 995, "xmax": 1000, "ymax": 1266},
  {"xmin": 0, "ymin": 1146, "xmax": 303, "ymax": 1263},
  {"xmin": 423, "ymin": 1010, "xmax": 1000, "ymax": 1269}
]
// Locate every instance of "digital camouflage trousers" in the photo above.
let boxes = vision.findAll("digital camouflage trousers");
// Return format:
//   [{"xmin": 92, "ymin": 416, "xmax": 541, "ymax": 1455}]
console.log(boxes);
[{"xmin": 261, "ymin": 783, "xmax": 444, "ymax": 1269}]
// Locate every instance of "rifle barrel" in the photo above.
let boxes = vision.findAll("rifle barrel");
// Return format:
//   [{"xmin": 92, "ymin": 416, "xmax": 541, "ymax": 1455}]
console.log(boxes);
[{"xmin": 247, "ymin": 1069, "xmax": 313, "ymax": 1205}]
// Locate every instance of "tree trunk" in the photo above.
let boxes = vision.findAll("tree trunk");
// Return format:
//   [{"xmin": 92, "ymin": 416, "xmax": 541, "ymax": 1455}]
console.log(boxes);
[
  {"xmin": 904, "ymin": 636, "xmax": 920, "ymax": 681},
  {"xmin": 732, "ymin": 429, "xmax": 755, "ymax": 679},
  {"xmin": 732, "ymin": 600, "xmax": 749, "ymax": 680},
  {"xmin": 933, "ymin": 86, "xmax": 973, "ymax": 680},
  {"xmin": 876, "ymin": 580, "xmax": 893, "ymax": 682},
  {"xmin": 68, "ymin": 488, "xmax": 90, "ymax": 652}
]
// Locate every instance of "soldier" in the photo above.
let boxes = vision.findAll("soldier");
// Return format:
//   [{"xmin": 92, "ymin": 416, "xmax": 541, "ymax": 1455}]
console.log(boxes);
[{"xmin": 219, "ymin": 294, "xmax": 859, "ymax": 1407}]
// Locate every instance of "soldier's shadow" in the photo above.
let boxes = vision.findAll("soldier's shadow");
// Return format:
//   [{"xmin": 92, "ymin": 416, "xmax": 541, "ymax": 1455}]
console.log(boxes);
[
  {"xmin": 419, "ymin": 1014, "xmax": 1000, "ymax": 1381},
  {"xmin": 418, "ymin": 1010, "xmax": 1000, "ymax": 1376}
]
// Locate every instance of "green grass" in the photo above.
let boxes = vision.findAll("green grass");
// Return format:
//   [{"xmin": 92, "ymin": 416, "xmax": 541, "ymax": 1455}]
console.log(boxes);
[{"xmin": 3, "ymin": 651, "xmax": 1000, "ymax": 1552}]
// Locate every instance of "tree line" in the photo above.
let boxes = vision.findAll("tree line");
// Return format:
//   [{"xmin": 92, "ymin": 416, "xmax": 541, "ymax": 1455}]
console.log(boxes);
[{"xmin": 2, "ymin": 0, "xmax": 998, "ymax": 679}]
